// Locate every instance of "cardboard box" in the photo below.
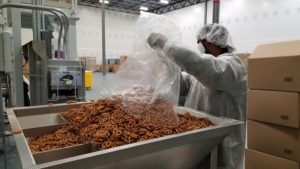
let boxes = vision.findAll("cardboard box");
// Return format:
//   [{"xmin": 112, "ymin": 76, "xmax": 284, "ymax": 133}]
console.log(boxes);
[
  {"xmin": 246, "ymin": 149, "xmax": 299, "ymax": 169},
  {"xmin": 248, "ymin": 120, "xmax": 300, "ymax": 162},
  {"xmin": 108, "ymin": 64, "xmax": 114, "ymax": 72},
  {"xmin": 248, "ymin": 90, "xmax": 300, "ymax": 128},
  {"xmin": 120, "ymin": 55, "xmax": 127, "ymax": 65},
  {"xmin": 98, "ymin": 65, "xmax": 109, "ymax": 72},
  {"xmin": 80, "ymin": 56, "xmax": 97, "ymax": 71},
  {"xmin": 112, "ymin": 65, "xmax": 120, "ymax": 73},
  {"xmin": 248, "ymin": 40, "xmax": 300, "ymax": 92},
  {"xmin": 96, "ymin": 64, "xmax": 101, "ymax": 72}
]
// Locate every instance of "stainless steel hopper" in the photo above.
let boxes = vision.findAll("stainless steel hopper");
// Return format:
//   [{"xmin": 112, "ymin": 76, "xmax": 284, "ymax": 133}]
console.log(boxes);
[{"xmin": 7, "ymin": 103, "xmax": 243, "ymax": 169}]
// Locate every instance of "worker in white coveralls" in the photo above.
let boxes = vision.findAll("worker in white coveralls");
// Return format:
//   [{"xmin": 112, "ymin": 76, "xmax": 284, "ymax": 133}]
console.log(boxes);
[{"xmin": 147, "ymin": 23, "xmax": 247, "ymax": 169}]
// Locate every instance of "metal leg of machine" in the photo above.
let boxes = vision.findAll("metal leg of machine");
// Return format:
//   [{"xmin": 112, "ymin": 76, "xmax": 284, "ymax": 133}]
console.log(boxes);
[
  {"xmin": 210, "ymin": 146, "xmax": 218, "ymax": 169},
  {"xmin": 0, "ymin": 77, "xmax": 6, "ymax": 169}
]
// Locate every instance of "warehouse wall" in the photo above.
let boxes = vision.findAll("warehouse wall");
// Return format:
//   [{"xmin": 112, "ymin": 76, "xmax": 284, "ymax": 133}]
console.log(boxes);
[
  {"xmin": 76, "ymin": 6, "xmax": 139, "ymax": 64},
  {"xmin": 77, "ymin": 0, "xmax": 300, "ymax": 60},
  {"xmin": 163, "ymin": 0, "xmax": 300, "ymax": 53},
  {"xmin": 220, "ymin": 0, "xmax": 300, "ymax": 52},
  {"xmin": 163, "ymin": 3, "xmax": 213, "ymax": 51}
]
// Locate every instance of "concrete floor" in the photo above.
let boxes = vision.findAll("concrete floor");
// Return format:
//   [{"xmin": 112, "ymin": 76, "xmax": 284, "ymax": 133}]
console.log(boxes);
[
  {"xmin": 0, "ymin": 120, "xmax": 19, "ymax": 169},
  {"xmin": 0, "ymin": 72, "xmax": 117, "ymax": 169},
  {"xmin": 85, "ymin": 72, "xmax": 119, "ymax": 100}
]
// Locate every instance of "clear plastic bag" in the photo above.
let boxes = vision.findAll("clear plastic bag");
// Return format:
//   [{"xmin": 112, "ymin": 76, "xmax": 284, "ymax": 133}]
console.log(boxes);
[{"xmin": 98, "ymin": 13, "xmax": 182, "ymax": 126}]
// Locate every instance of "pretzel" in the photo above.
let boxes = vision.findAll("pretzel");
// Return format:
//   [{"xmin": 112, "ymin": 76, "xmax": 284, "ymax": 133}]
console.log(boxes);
[{"xmin": 29, "ymin": 90, "xmax": 213, "ymax": 153}]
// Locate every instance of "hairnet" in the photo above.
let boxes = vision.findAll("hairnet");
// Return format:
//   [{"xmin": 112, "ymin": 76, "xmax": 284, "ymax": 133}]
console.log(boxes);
[{"xmin": 196, "ymin": 24, "xmax": 236, "ymax": 52}]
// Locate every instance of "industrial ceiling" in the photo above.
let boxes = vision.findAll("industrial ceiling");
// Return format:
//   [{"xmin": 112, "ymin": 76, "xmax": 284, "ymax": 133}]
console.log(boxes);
[{"xmin": 78, "ymin": 0, "xmax": 207, "ymax": 14}]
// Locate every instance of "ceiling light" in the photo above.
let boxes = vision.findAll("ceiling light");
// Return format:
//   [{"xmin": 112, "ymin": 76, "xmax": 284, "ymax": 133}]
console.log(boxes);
[
  {"xmin": 194, "ymin": 6, "xmax": 202, "ymax": 12},
  {"xmin": 99, "ymin": 0, "xmax": 109, "ymax": 4},
  {"xmin": 160, "ymin": 0, "xmax": 169, "ymax": 4},
  {"xmin": 140, "ymin": 6, "xmax": 148, "ymax": 11}
]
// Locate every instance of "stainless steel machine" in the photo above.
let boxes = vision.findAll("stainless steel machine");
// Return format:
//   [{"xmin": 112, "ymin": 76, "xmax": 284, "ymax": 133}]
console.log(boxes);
[
  {"xmin": 48, "ymin": 60, "xmax": 85, "ymax": 103},
  {"xmin": 7, "ymin": 103, "xmax": 243, "ymax": 169},
  {"xmin": 0, "ymin": 1, "xmax": 82, "ymax": 107},
  {"xmin": 0, "ymin": 2, "xmax": 83, "ymax": 168}
]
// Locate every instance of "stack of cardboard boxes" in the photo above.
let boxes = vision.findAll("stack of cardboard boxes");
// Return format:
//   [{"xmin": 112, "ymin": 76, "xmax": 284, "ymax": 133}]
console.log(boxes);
[
  {"xmin": 246, "ymin": 41, "xmax": 300, "ymax": 169},
  {"xmin": 80, "ymin": 56, "xmax": 97, "ymax": 72},
  {"xmin": 96, "ymin": 64, "xmax": 109, "ymax": 72},
  {"xmin": 120, "ymin": 55, "xmax": 127, "ymax": 65},
  {"xmin": 95, "ymin": 56, "xmax": 127, "ymax": 73},
  {"xmin": 107, "ymin": 59, "xmax": 120, "ymax": 73}
]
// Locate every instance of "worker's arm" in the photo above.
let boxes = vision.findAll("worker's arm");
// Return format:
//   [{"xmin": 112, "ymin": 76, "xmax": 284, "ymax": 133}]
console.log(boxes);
[
  {"xmin": 180, "ymin": 72, "xmax": 191, "ymax": 97},
  {"xmin": 163, "ymin": 42, "xmax": 239, "ymax": 91}
]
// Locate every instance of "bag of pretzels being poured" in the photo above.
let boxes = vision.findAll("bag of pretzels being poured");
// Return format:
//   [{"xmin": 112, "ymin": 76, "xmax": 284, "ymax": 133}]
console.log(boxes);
[{"xmin": 98, "ymin": 13, "xmax": 183, "ymax": 126}]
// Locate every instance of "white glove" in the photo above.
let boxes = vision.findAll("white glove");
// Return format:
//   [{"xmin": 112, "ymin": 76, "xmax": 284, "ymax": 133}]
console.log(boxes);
[{"xmin": 147, "ymin": 33, "xmax": 168, "ymax": 50}]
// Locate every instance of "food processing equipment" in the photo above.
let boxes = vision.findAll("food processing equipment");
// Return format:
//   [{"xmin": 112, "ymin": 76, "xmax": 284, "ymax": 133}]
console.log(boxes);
[
  {"xmin": 7, "ymin": 103, "xmax": 243, "ymax": 169},
  {"xmin": 48, "ymin": 60, "xmax": 85, "ymax": 103},
  {"xmin": 0, "ymin": 2, "xmax": 81, "ymax": 106}
]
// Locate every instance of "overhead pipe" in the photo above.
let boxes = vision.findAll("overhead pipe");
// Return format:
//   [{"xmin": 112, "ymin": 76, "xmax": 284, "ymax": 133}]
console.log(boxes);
[
  {"xmin": 101, "ymin": 1, "xmax": 106, "ymax": 76},
  {"xmin": 0, "ymin": 3, "xmax": 69, "ymax": 59},
  {"xmin": 212, "ymin": 0, "xmax": 220, "ymax": 23},
  {"xmin": 204, "ymin": 0, "xmax": 208, "ymax": 25}
]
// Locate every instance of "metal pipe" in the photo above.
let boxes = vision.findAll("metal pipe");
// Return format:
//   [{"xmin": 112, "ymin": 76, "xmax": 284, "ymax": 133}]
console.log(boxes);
[
  {"xmin": 212, "ymin": 0, "xmax": 220, "ymax": 23},
  {"xmin": 101, "ymin": 2, "xmax": 106, "ymax": 76},
  {"xmin": 0, "ymin": 0, "xmax": 8, "ymax": 28},
  {"xmin": 0, "ymin": 3, "xmax": 69, "ymax": 59},
  {"xmin": 204, "ymin": 0, "xmax": 208, "ymax": 25},
  {"xmin": 0, "ymin": 77, "xmax": 5, "ymax": 169},
  {"xmin": 41, "ymin": 0, "xmax": 46, "ymax": 31}
]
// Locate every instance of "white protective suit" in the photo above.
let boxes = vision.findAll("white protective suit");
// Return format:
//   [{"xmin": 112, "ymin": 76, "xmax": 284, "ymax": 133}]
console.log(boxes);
[{"xmin": 148, "ymin": 24, "xmax": 247, "ymax": 169}]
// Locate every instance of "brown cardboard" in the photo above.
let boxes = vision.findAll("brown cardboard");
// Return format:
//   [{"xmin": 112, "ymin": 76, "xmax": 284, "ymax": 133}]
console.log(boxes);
[
  {"xmin": 95, "ymin": 64, "xmax": 101, "ymax": 72},
  {"xmin": 108, "ymin": 64, "xmax": 114, "ymax": 72},
  {"xmin": 98, "ymin": 65, "xmax": 109, "ymax": 72},
  {"xmin": 248, "ymin": 120, "xmax": 300, "ymax": 162},
  {"xmin": 248, "ymin": 40, "xmax": 300, "ymax": 92},
  {"xmin": 120, "ymin": 55, "xmax": 127, "ymax": 65},
  {"xmin": 248, "ymin": 90, "xmax": 300, "ymax": 128},
  {"xmin": 112, "ymin": 65, "xmax": 120, "ymax": 73},
  {"xmin": 246, "ymin": 149, "xmax": 299, "ymax": 169},
  {"xmin": 80, "ymin": 56, "xmax": 97, "ymax": 71}
]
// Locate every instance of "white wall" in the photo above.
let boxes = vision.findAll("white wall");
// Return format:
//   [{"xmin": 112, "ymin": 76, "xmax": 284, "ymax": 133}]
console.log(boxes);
[
  {"xmin": 76, "ymin": 6, "xmax": 139, "ymax": 64},
  {"xmin": 163, "ymin": 3, "xmax": 213, "ymax": 50},
  {"xmin": 220, "ymin": 0, "xmax": 300, "ymax": 52},
  {"xmin": 164, "ymin": 0, "xmax": 300, "ymax": 53},
  {"xmin": 77, "ymin": 0, "xmax": 300, "ymax": 59}
]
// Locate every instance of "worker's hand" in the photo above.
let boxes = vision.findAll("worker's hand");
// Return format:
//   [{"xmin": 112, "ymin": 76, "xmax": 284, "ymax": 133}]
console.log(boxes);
[{"xmin": 147, "ymin": 33, "xmax": 168, "ymax": 50}]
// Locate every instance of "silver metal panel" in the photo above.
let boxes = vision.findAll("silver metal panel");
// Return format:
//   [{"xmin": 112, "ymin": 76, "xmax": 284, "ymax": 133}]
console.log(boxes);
[
  {"xmin": 66, "ymin": 17, "xmax": 79, "ymax": 60},
  {"xmin": 48, "ymin": 59, "xmax": 83, "ymax": 67},
  {"xmin": 0, "ymin": 33, "xmax": 4, "ymax": 71},
  {"xmin": 33, "ymin": 41, "xmax": 48, "ymax": 105},
  {"xmin": 17, "ymin": 113, "xmax": 68, "ymax": 129},
  {"xmin": 13, "ymin": 103, "xmax": 82, "ymax": 117},
  {"xmin": 22, "ymin": 124, "xmax": 68, "ymax": 138},
  {"xmin": 2, "ymin": 31, "xmax": 13, "ymax": 72},
  {"xmin": 10, "ymin": 1, "xmax": 24, "ymax": 106},
  {"xmin": 33, "ymin": 143, "xmax": 96, "ymax": 164},
  {"xmin": 7, "ymin": 104, "xmax": 243, "ymax": 169}
]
